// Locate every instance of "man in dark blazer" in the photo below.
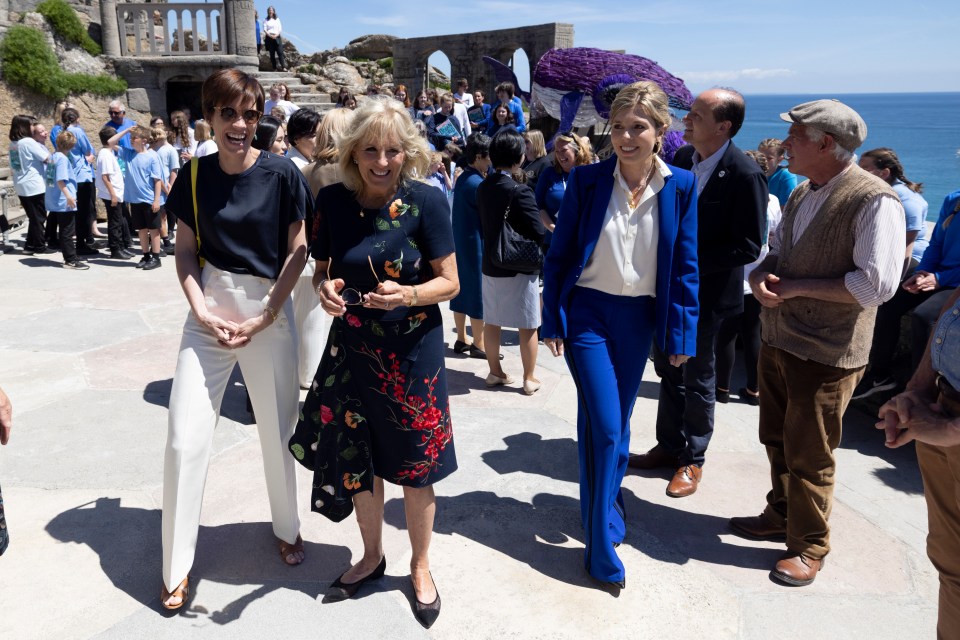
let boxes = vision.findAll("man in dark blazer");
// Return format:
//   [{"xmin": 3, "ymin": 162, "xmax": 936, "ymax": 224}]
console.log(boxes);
[{"xmin": 629, "ymin": 88, "xmax": 768, "ymax": 497}]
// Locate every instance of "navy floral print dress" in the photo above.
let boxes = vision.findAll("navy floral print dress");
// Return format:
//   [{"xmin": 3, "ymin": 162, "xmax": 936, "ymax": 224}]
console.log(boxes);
[{"xmin": 289, "ymin": 180, "xmax": 457, "ymax": 522}]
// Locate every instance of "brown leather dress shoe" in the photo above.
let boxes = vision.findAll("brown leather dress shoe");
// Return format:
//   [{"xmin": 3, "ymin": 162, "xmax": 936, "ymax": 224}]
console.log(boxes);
[
  {"xmin": 728, "ymin": 514, "xmax": 787, "ymax": 541},
  {"xmin": 628, "ymin": 445, "xmax": 680, "ymax": 470},
  {"xmin": 665, "ymin": 464, "xmax": 702, "ymax": 497},
  {"xmin": 771, "ymin": 551, "xmax": 823, "ymax": 586}
]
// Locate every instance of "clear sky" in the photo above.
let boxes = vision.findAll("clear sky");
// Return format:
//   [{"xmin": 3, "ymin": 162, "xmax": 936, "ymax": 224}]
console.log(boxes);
[{"xmin": 269, "ymin": 0, "xmax": 958, "ymax": 95}]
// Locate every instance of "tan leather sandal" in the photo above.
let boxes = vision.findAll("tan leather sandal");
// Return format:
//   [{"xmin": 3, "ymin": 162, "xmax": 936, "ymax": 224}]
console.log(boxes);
[
  {"xmin": 279, "ymin": 534, "xmax": 305, "ymax": 566},
  {"xmin": 161, "ymin": 577, "xmax": 189, "ymax": 611}
]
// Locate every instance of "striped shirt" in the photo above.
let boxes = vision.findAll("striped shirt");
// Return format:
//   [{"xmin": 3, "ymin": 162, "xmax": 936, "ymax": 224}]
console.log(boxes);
[{"xmin": 769, "ymin": 163, "xmax": 905, "ymax": 308}]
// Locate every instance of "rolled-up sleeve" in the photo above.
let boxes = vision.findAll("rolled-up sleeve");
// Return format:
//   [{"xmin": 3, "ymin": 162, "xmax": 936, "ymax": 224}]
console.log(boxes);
[{"xmin": 844, "ymin": 194, "xmax": 906, "ymax": 307}]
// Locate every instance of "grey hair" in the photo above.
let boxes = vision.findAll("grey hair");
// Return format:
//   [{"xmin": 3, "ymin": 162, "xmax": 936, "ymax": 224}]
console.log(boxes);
[
  {"xmin": 805, "ymin": 127, "xmax": 853, "ymax": 163},
  {"xmin": 108, "ymin": 100, "xmax": 126, "ymax": 111}
]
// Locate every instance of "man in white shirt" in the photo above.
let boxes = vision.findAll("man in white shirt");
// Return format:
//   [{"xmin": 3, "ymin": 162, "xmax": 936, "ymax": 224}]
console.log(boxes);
[
  {"xmin": 453, "ymin": 78, "xmax": 474, "ymax": 108},
  {"xmin": 732, "ymin": 99, "xmax": 905, "ymax": 587}
]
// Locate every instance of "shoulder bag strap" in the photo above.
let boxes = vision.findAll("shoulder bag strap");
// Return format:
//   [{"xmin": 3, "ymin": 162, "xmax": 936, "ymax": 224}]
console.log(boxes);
[{"xmin": 191, "ymin": 157, "xmax": 205, "ymax": 267}]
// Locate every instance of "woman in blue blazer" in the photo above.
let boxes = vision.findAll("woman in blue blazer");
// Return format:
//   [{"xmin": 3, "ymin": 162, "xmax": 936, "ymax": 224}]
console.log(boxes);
[{"xmin": 542, "ymin": 81, "xmax": 699, "ymax": 590}]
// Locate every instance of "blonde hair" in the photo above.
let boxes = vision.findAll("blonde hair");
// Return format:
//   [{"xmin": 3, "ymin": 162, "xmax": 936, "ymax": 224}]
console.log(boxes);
[
  {"xmin": 150, "ymin": 126, "xmax": 168, "ymax": 144},
  {"xmin": 524, "ymin": 129, "xmax": 546, "ymax": 159},
  {"xmin": 552, "ymin": 132, "xmax": 593, "ymax": 173},
  {"xmin": 55, "ymin": 129, "xmax": 76, "ymax": 152},
  {"xmin": 608, "ymin": 80, "xmax": 671, "ymax": 156},
  {"xmin": 194, "ymin": 120, "xmax": 213, "ymax": 142},
  {"xmin": 313, "ymin": 108, "xmax": 355, "ymax": 164},
  {"xmin": 338, "ymin": 97, "xmax": 430, "ymax": 195}
]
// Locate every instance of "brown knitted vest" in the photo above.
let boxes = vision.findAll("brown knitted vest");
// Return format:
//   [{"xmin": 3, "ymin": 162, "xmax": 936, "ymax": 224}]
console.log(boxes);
[{"xmin": 760, "ymin": 165, "xmax": 896, "ymax": 368}]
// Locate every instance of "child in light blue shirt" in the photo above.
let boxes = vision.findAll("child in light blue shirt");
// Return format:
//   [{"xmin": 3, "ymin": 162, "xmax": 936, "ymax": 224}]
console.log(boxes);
[{"xmin": 45, "ymin": 130, "xmax": 87, "ymax": 269}]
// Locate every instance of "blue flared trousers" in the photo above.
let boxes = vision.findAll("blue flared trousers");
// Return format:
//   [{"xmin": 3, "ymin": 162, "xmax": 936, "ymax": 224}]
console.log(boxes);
[{"xmin": 564, "ymin": 287, "xmax": 655, "ymax": 583}]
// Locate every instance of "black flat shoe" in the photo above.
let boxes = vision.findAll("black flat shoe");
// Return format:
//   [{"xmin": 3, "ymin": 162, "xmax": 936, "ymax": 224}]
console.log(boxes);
[
  {"xmin": 412, "ymin": 573, "xmax": 441, "ymax": 629},
  {"xmin": 453, "ymin": 339, "xmax": 471, "ymax": 354},
  {"xmin": 739, "ymin": 387, "xmax": 760, "ymax": 406},
  {"xmin": 323, "ymin": 556, "xmax": 386, "ymax": 603},
  {"xmin": 716, "ymin": 388, "xmax": 730, "ymax": 404},
  {"xmin": 469, "ymin": 344, "xmax": 503, "ymax": 360}
]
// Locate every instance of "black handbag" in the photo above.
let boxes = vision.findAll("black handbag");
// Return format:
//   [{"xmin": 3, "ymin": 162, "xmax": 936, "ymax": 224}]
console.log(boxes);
[{"xmin": 491, "ymin": 184, "xmax": 543, "ymax": 272}]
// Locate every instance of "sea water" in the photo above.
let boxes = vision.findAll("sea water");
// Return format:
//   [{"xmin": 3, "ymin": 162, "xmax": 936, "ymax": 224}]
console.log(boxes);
[{"xmin": 738, "ymin": 93, "xmax": 960, "ymax": 221}]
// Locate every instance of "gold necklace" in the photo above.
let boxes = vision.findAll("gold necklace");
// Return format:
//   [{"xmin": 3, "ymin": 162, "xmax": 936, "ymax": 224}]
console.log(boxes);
[{"xmin": 626, "ymin": 162, "xmax": 657, "ymax": 209}]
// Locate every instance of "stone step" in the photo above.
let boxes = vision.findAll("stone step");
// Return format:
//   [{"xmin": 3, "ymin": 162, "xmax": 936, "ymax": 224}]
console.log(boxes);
[
  {"xmin": 0, "ymin": 166, "xmax": 10, "ymax": 181},
  {"xmin": 260, "ymin": 79, "xmax": 304, "ymax": 89},
  {"xmin": 289, "ymin": 93, "xmax": 330, "ymax": 104}
]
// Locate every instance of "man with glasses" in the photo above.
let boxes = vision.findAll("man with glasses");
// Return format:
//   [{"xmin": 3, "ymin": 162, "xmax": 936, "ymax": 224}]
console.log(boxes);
[
  {"xmin": 105, "ymin": 101, "xmax": 136, "ymax": 151},
  {"xmin": 629, "ymin": 88, "xmax": 767, "ymax": 499}
]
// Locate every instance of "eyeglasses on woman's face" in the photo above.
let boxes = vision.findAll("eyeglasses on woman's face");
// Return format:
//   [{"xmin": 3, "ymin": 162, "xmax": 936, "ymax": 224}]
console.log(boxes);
[{"xmin": 215, "ymin": 106, "xmax": 262, "ymax": 125}]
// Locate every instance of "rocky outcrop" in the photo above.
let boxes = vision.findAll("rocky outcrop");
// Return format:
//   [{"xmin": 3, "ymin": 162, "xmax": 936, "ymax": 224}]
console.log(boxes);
[{"xmin": 343, "ymin": 34, "xmax": 397, "ymax": 61}]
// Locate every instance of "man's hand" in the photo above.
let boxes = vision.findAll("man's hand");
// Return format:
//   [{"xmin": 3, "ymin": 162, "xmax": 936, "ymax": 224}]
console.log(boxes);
[
  {"xmin": 750, "ymin": 271, "xmax": 783, "ymax": 308},
  {"xmin": 903, "ymin": 270, "xmax": 938, "ymax": 293}
]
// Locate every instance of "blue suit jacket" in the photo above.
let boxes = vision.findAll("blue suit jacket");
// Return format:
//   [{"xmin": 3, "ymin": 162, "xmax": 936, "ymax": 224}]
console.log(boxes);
[{"xmin": 541, "ymin": 156, "xmax": 699, "ymax": 356}]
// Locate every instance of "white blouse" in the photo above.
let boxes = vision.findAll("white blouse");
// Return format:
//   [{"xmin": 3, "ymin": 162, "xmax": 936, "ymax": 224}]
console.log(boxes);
[{"xmin": 577, "ymin": 156, "xmax": 670, "ymax": 298}]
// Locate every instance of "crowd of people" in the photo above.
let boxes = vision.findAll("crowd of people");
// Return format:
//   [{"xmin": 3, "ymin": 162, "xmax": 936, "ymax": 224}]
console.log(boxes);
[{"xmin": 6, "ymin": 66, "xmax": 960, "ymax": 636}]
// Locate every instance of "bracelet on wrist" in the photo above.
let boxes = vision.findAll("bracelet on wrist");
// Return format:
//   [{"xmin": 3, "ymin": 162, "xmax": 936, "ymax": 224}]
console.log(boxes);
[
  {"xmin": 315, "ymin": 278, "xmax": 329, "ymax": 297},
  {"xmin": 264, "ymin": 304, "xmax": 278, "ymax": 322},
  {"xmin": 410, "ymin": 285, "xmax": 419, "ymax": 306}
]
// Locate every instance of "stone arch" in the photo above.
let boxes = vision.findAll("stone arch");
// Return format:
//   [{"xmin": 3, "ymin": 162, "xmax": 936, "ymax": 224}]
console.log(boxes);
[{"xmin": 392, "ymin": 22, "xmax": 573, "ymax": 100}]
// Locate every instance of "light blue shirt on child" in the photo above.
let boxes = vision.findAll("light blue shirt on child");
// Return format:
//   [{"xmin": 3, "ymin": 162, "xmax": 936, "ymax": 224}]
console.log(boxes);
[
  {"xmin": 44, "ymin": 152, "xmax": 77, "ymax": 212},
  {"xmin": 119, "ymin": 147, "xmax": 163, "ymax": 204}
]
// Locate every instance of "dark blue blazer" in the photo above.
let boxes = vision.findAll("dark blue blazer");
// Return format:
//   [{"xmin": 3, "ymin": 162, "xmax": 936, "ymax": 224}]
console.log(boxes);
[{"xmin": 542, "ymin": 155, "xmax": 700, "ymax": 356}]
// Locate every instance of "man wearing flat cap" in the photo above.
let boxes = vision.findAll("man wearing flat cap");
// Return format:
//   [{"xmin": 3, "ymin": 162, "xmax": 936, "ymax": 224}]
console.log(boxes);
[{"xmin": 730, "ymin": 99, "xmax": 905, "ymax": 586}]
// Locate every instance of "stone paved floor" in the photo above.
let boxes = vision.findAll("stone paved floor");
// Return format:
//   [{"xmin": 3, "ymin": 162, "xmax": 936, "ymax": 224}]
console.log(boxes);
[{"xmin": 0, "ymin": 226, "xmax": 938, "ymax": 639}]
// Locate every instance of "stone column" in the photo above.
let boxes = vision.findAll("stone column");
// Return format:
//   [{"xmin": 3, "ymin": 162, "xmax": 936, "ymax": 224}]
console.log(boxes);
[
  {"xmin": 99, "ymin": 0, "xmax": 121, "ymax": 57},
  {"xmin": 224, "ymin": 0, "xmax": 257, "ymax": 59}
]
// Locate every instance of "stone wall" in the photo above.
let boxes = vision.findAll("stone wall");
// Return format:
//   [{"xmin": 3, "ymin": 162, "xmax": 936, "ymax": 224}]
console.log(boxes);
[{"xmin": 393, "ymin": 22, "xmax": 574, "ymax": 97}]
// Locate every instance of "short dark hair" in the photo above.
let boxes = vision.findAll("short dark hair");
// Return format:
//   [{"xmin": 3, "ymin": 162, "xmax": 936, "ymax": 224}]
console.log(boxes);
[
  {"xmin": 99, "ymin": 126, "xmax": 117, "ymax": 146},
  {"xmin": 8, "ymin": 114, "xmax": 35, "ymax": 142},
  {"xmin": 286, "ymin": 108, "xmax": 322, "ymax": 147},
  {"xmin": 495, "ymin": 81, "xmax": 515, "ymax": 98},
  {"xmin": 489, "ymin": 129, "xmax": 525, "ymax": 168},
  {"xmin": 457, "ymin": 78, "xmax": 469, "ymax": 88},
  {"xmin": 462, "ymin": 133, "xmax": 491, "ymax": 165},
  {"xmin": 252, "ymin": 116, "xmax": 283, "ymax": 151},
  {"xmin": 712, "ymin": 87, "xmax": 745, "ymax": 138},
  {"xmin": 201, "ymin": 68, "xmax": 265, "ymax": 123}
]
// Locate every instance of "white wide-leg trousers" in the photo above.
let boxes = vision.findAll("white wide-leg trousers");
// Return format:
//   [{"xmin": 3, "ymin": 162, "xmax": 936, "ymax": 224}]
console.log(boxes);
[
  {"xmin": 162, "ymin": 266, "xmax": 301, "ymax": 592},
  {"xmin": 292, "ymin": 258, "xmax": 328, "ymax": 388}
]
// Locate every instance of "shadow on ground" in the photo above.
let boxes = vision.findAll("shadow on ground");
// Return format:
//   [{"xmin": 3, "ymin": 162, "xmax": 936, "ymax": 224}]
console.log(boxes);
[{"xmin": 45, "ymin": 498, "xmax": 351, "ymax": 623}]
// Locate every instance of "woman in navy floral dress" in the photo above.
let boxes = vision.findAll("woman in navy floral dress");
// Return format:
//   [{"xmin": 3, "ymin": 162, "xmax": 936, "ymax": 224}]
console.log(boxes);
[{"xmin": 289, "ymin": 96, "xmax": 458, "ymax": 628}]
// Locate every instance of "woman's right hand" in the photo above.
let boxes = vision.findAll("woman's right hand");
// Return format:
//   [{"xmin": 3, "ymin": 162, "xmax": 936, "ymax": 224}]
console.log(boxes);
[
  {"xmin": 195, "ymin": 309, "xmax": 241, "ymax": 344},
  {"xmin": 544, "ymin": 338, "xmax": 564, "ymax": 357},
  {"xmin": 316, "ymin": 278, "xmax": 348, "ymax": 317}
]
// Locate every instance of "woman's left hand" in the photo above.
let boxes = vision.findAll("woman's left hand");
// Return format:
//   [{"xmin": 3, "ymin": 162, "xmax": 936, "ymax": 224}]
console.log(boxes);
[
  {"xmin": 220, "ymin": 314, "xmax": 272, "ymax": 349},
  {"xmin": 364, "ymin": 280, "xmax": 406, "ymax": 310},
  {"xmin": 668, "ymin": 354, "xmax": 690, "ymax": 367}
]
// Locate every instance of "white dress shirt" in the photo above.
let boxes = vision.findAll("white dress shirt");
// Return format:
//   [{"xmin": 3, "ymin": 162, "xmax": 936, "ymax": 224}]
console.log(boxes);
[
  {"xmin": 690, "ymin": 140, "xmax": 730, "ymax": 197},
  {"xmin": 769, "ymin": 163, "xmax": 906, "ymax": 308},
  {"xmin": 578, "ymin": 157, "xmax": 670, "ymax": 297}
]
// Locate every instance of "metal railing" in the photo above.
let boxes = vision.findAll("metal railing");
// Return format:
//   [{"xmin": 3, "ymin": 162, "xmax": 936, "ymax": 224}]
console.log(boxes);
[{"xmin": 116, "ymin": 3, "xmax": 225, "ymax": 57}]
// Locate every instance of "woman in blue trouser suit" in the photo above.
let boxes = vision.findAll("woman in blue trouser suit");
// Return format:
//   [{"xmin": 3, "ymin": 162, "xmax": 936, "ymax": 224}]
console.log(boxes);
[{"xmin": 542, "ymin": 81, "xmax": 699, "ymax": 589}]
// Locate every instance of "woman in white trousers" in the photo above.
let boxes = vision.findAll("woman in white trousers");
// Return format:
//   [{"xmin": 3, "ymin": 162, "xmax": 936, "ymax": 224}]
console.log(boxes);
[{"xmin": 160, "ymin": 68, "xmax": 313, "ymax": 610}]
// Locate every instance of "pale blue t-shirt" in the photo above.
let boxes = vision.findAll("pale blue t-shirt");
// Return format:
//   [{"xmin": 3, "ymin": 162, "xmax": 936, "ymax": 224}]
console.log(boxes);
[
  {"xmin": 44, "ymin": 152, "xmax": 77, "ymax": 212},
  {"xmin": 9, "ymin": 137, "xmax": 50, "ymax": 197},
  {"xmin": 155, "ymin": 144, "xmax": 180, "ymax": 205},
  {"xmin": 892, "ymin": 180, "xmax": 929, "ymax": 263},
  {"xmin": 66, "ymin": 125, "xmax": 95, "ymax": 183},
  {"xmin": 119, "ymin": 147, "xmax": 163, "ymax": 205}
]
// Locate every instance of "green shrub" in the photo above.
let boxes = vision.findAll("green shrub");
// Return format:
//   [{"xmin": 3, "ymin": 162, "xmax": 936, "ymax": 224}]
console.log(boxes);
[
  {"xmin": 0, "ymin": 25, "xmax": 126, "ymax": 100},
  {"xmin": 376, "ymin": 57, "xmax": 393, "ymax": 70},
  {"xmin": 36, "ymin": 0, "xmax": 101, "ymax": 56},
  {"xmin": 350, "ymin": 57, "xmax": 370, "ymax": 63}
]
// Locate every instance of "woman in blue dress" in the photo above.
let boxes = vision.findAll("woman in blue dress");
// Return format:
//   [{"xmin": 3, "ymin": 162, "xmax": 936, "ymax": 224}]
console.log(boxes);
[{"xmin": 450, "ymin": 133, "xmax": 492, "ymax": 357}]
